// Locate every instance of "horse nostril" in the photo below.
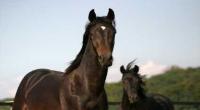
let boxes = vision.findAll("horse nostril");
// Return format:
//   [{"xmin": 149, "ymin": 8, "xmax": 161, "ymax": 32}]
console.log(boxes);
[
  {"xmin": 98, "ymin": 54, "xmax": 113, "ymax": 66},
  {"xmin": 134, "ymin": 95, "xmax": 139, "ymax": 101},
  {"xmin": 108, "ymin": 56, "xmax": 113, "ymax": 61},
  {"xmin": 98, "ymin": 56, "xmax": 103, "ymax": 61}
]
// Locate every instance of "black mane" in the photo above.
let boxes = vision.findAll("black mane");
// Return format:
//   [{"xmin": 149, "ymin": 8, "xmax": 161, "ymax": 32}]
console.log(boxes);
[{"xmin": 65, "ymin": 17, "xmax": 116, "ymax": 74}]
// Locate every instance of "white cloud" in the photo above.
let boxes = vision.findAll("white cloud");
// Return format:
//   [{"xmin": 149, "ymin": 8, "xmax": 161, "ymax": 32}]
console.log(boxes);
[
  {"xmin": 7, "ymin": 76, "xmax": 24, "ymax": 98},
  {"xmin": 0, "ymin": 75, "xmax": 23, "ymax": 99},
  {"xmin": 106, "ymin": 66, "xmax": 122, "ymax": 83},
  {"xmin": 140, "ymin": 61, "xmax": 169, "ymax": 78},
  {"xmin": 8, "ymin": 88, "xmax": 16, "ymax": 98},
  {"xmin": 106, "ymin": 60, "xmax": 169, "ymax": 83},
  {"xmin": 16, "ymin": 75, "xmax": 24, "ymax": 82}
]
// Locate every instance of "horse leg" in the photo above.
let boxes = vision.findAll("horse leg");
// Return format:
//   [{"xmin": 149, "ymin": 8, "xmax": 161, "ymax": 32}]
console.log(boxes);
[{"xmin": 96, "ymin": 90, "xmax": 108, "ymax": 110}]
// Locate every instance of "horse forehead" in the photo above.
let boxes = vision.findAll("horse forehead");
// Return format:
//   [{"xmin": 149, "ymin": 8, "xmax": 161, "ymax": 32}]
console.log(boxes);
[
  {"xmin": 100, "ymin": 26, "xmax": 106, "ymax": 30},
  {"xmin": 123, "ymin": 74, "xmax": 133, "ymax": 79}
]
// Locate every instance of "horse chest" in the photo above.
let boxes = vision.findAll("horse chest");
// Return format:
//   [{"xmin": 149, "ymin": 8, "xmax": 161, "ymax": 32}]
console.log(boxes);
[{"xmin": 68, "ymin": 73, "xmax": 88, "ymax": 95}]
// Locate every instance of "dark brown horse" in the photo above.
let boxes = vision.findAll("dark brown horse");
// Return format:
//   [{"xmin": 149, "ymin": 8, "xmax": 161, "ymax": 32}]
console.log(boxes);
[
  {"xmin": 120, "ymin": 61, "xmax": 174, "ymax": 110},
  {"xmin": 13, "ymin": 9, "xmax": 116, "ymax": 110}
]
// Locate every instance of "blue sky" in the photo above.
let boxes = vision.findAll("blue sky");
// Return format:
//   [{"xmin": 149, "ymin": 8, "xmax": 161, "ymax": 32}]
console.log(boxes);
[{"xmin": 0, "ymin": 0, "xmax": 200, "ymax": 99}]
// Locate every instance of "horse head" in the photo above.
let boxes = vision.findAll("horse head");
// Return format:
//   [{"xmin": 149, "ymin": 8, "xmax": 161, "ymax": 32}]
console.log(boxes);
[
  {"xmin": 120, "ymin": 61, "xmax": 145, "ymax": 103},
  {"xmin": 87, "ymin": 9, "xmax": 116, "ymax": 67}
]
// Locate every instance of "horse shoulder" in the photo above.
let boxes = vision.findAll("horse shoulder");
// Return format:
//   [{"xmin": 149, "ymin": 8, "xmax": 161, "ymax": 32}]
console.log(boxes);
[{"xmin": 26, "ymin": 69, "xmax": 63, "ymax": 109}]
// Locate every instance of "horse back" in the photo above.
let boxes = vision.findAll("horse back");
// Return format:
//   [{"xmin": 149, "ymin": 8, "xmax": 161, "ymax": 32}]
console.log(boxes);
[
  {"xmin": 150, "ymin": 94, "xmax": 174, "ymax": 110},
  {"xmin": 13, "ymin": 69, "xmax": 64, "ymax": 110},
  {"xmin": 130, "ymin": 94, "xmax": 174, "ymax": 110}
]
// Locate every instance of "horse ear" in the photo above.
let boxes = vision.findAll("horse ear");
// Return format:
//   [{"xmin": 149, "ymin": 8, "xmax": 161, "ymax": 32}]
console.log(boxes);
[
  {"xmin": 88, "ymin": 9, "xmax": 96, "ymax": 22},
  {"xmin": 107, "ymin": 8, "xmax": 115, "ymax": 21},
  {"xmin": 133, "ymin": 65, "xmax": 139, "ymax": 73},
  {"xmin": 120, "ymin": 65, "xmax": 126, "ymax": 74}
]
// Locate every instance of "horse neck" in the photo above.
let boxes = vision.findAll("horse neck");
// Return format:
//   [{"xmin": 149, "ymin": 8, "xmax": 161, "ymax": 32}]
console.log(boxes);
[
  {"xmin": 138, "ymin": 86, "xmax": 146, "ymax": 99},
  {"xmin": 121, "ymin": 89, "xmax": 132, "ymax": 110},
  {"xmin": 121, "ymin": 86, "xmax": 147, "ymax": 110},
  {"xmin": 78, "ymin": 38, "xmax": 107, "ymax": 95}
]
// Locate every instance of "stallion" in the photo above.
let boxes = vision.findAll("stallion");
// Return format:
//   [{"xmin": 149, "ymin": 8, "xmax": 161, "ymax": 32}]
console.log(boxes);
[
  {"xmin": 13, "ymin": 9, "xmax": 116, "ymax": 110},
  {"xmin": 120, "ymin": 61, "xmax": 174, "ymax": 110}
]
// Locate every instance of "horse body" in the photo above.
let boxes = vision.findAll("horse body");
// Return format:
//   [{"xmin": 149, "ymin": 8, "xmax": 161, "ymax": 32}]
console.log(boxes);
[
  {"xmin": 121, "ymin": 92, "xmax": 173, "ymax": 110},
  {"xmin": 150, "ymin": 94, "xmax": 174, "ymax": 110},
  {"xmin": 13, "ymin": 69, "xmax": 63, "ymax": 110},
  {"xmin": 120, "ymin": 61, "xmax": 174, "ymax": 110},
  {"xmin": 13, "ymin": 9, "xmax": 116, "ymax": 110}
]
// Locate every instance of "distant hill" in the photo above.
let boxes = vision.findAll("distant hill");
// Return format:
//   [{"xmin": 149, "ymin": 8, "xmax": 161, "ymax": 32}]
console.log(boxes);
[
  {"xmin": 0, "ymin": 98, "xmax": 13, "ymax": 110},
  {"xmin": 105, "ymin": 66, "xmax": 200, "ymax": 102}
]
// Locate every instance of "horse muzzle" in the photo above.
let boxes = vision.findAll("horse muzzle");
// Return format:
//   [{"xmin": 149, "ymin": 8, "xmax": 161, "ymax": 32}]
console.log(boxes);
[
  {"xmin": 129, "ymin": 94, "xmax": 140, "ymax": 104},
  {"xmin": 98, "ymin": 55, "xmax": 113, "ymax": 67}
]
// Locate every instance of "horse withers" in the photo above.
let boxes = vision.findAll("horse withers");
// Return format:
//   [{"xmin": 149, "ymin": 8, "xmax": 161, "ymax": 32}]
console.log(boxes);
[
  {"xmin": 13, "ymin": 9, "xmax": 116, "ymax": 110},
  {"xmin": 120, "ymin": 61, "xmax": 174, "ymax": 110}
]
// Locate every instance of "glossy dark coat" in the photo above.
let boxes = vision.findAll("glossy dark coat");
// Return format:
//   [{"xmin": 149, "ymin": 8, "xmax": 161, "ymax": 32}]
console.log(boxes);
[
  {"xmin": 120, "ymin": 61, "xmax": 174, "ymax": 110},
  {"xmin": 13, "ymin": 9, "xmax": 116, "ymax": 110}
]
